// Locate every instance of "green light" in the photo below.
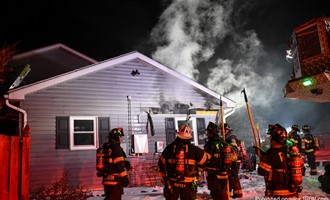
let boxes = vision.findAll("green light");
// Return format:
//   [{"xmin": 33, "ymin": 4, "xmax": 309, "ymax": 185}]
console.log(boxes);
[
  {"xmin": 286, "ymin": 139, "xmax": 293, "ymax": 147},
  {"xmin": 302, "ymin": 78, "xmax": 314, "ymax": 87}
]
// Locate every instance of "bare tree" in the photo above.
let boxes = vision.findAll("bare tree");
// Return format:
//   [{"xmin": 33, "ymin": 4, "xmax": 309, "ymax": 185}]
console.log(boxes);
[
  {"xmin": 0, "ymin": 44, "xmax": 17, "ymax": 84},
  {"xmin": 0, "ymin": 43, "xmax": 19, "ymax": 135}
]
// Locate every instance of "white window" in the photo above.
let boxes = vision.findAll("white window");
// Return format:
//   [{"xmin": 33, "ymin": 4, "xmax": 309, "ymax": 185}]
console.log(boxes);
[
  {"xmin": 69, "ymin": 116, "xmax": 97, "ymax": 150},
  {"xmin": 175, "ymin": 117, "xmax": 199, "ymax": 145}
]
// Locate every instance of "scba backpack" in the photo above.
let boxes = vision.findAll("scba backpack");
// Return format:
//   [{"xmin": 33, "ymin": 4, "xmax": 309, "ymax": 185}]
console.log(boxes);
[{"xmin": 174, "ymin": 143, "xmax": 186, "ymax": 181}]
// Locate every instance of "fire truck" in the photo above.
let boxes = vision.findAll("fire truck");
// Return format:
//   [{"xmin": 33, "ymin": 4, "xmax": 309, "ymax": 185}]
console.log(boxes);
[{"xmin": 284, "ymin": 16, "xmax": 330, "ymax": 165}]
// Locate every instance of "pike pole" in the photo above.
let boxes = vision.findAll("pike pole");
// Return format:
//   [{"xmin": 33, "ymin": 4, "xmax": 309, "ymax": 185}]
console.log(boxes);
[
  {"xmin": 220, "ymin": 95, "xmax": 230, "ymax": 200},
  {"xmin": 256, "ymin": 123, "xmax": 261, "ymax": 148},
  {"xmin": 241, "ymin": 88, "xmax": 260, "ymax": 156},
  {"xmin": 220, "ymin": 96, "xmax": 225, "ymax": 139}
]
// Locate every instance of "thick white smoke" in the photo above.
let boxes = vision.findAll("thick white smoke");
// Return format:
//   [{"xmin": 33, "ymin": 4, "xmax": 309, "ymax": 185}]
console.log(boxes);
[
  {"xmin": 151, "ymin": 0, "xmax": 233, "ymax": 80},
  {"xmin": 206, "ymin": 31, "xmax": 281, "ymax": 107},
  {"xmin": 150, "ymin": 0, "xmax": 283, "ymax": 108}
]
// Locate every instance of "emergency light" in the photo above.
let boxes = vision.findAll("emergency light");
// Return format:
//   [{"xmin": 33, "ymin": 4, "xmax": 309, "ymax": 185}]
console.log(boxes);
[{"xmin": 301, "ymin": 77, "xmax": 314, "ymax": 87}]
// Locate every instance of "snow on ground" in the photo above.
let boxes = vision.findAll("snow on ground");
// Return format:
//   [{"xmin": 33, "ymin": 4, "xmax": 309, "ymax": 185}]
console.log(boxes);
[{"xmin": 88, "ymin": 166, "xmax": 330, "ymax": 200}]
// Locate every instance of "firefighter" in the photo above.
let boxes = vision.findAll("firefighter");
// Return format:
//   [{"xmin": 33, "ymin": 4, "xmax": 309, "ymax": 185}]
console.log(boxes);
[
  {"xmin": 96, "ymin": 128, "xmax": 130, "ymax": 200},
  {"xmin": 222, "ymin": 123, "xmax": 243, "ymax": 198},
  {"xmin": 318, "ymin": 163, "xmax": 330, "ymax": 194},
  {"xmin": 158, "ymin": 125, "xmax": 211, "ymax": 200},
  {"xmin": 243, "ymin": 142, "xmax": 257, "ymax": 172},
  {"xmin": 204, "ymin": 122, "xmax": 232, "ymax": 200},
  {"xmin": 258, "ymin": 124, "xmax": 304, "ymax": 198},
  {"xmin": 289, "ymin": 124, "xmax": 302, "ymax": 152},
  {"xmin": 301, "ymin": 125, "xmax": 318, "ymax": 175}
]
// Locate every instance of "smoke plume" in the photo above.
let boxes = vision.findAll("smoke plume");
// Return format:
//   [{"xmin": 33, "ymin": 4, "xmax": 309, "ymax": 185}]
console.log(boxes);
[
  {"xmin": 151, "ymin": 0, "xmax": 233, "ymax": 80},
  {"xmin": 150, "ymin": 0, "xmax": 282, "ymax": 109}
]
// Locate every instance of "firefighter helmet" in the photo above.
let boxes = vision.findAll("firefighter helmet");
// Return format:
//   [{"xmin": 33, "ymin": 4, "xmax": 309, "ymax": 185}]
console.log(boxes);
[
  {"xmin": 206, "ymin": 122, "xmax": 220, "ymax": 136},
  {"xmin": 220, "ymin": 123, "xmax": 232, "ymax": 134},
  {"xmin": 224, "ymin": 123, "xmax": 232, "ymax": 131},
  {"xmin": 177, "ymin": 125, "xmax": 192, "ymax": 140},
  {"xmin": 291, "ymin": 124, "xmax": 300, "ymax": 132},
  {"xmin": 302, "ymin": 125, "xmax": 310, "ymax": 133},
  {"xmin": 267, "ymin": 124, "xmax": 288, "ymax": 145},
  {"xmin": 108, "ymin": 128, "xmax": 124, "ymax": 141}
]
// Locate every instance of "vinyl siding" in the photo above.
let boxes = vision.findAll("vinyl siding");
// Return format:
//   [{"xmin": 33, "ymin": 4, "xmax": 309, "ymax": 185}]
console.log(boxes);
[{"xmin": 21, "ymin": 59, "xmax": 218, "ymax": 191}]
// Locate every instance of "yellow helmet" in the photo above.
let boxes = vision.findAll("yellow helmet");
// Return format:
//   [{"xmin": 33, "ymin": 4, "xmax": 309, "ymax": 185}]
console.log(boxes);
[{"xmin": 177, "ymin": 125, "xmax": 192, "ymax": 140}]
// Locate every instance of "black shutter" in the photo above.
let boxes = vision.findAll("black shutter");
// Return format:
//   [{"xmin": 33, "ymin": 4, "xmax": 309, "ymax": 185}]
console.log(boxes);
[
  {"xmin": 98, "ymin": 117, "xmax": 110, "ymax": 146},
  {"xmin": 56, "ymin": 116, "xmax": 69, "ymax": 149},
  {"xmin": 165, "ymin": 118, "xmax": 176, "ymax": 145},
  {"xmin": 196, "ymin": 118, "xmax": 206, "ymax": 145}
]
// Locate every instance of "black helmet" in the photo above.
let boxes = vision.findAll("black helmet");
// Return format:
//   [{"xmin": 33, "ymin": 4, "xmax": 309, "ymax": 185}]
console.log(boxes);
[
  {"xmin": 206, "ymin": 122, "xmax": 220, "ymax": 135},
  {"xmin": 267, "ymin": 124, "xmax": 288, "ymax": 145},
  {"xmin": 221, "ymin": 123, "xmax": 232, "ymax": 131},
  {"xmin": 291, "ymin": 124, "xmax": 300, "ymax": 132},
  {"xmin": 302, "ymin": 125, "xmax": 310, "ymax": 133},
  {"xmin": 109, "ymin": 128, "xmax": 124, "ymax": 142}
]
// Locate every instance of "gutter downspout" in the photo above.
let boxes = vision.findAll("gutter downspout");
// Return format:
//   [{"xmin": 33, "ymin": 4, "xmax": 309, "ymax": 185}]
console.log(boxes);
[
  {"xmin": 4, "ymin": 94, "xmax": 27, "ymax": 200},
  {"xmin": 4, "ymin": 94, "xmax": 27, "ymax": 128}
]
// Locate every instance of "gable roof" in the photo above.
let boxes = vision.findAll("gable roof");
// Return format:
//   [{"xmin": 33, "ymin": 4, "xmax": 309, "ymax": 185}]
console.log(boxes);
[
  {"xmin": 11, "ymin": 43, "xmax": 97, "ymax": 87},
  {"xmin": 8, "ymin": 50, "xmax": 236, "ymax": 108}
]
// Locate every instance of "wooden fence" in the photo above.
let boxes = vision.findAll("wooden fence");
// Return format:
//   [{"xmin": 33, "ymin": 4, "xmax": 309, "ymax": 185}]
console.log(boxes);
[{"xmin": 0, "ymin": 133, "xmax": 30, "ymax": 200}]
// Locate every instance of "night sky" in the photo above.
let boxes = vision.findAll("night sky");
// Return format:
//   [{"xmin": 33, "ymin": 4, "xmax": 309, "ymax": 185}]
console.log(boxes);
[{"xmin": 1, "ymin": 0, "xmax": 330, "ymax": 136}]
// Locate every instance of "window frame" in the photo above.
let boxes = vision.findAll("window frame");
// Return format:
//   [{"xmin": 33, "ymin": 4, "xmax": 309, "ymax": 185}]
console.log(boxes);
[{"xmin": 69, "ymin": 116, "xmax": 98, "ymax": 150}]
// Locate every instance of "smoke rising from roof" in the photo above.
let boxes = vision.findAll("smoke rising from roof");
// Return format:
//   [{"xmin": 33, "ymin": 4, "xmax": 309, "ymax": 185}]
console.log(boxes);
[
  {"xmin": 150, "ymin": 0, "xmax": 233, "ymax": 80},
  {"xmin": 150, "ymin": 0, "xmax": 281, "ymax": 108},
  {"xmin": 206, "ymin": 30, "xmax": 281, "ymax": 108},
  {"xmin": 149, "ymin": 0, "xmax": 330, "ymax": 137}
]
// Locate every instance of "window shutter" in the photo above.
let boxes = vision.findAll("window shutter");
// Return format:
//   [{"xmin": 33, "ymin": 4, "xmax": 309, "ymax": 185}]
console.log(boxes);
[
  {"xmin": 165, "ymin": 118, "xmax": 176, "ymax": 145},
  {"xmin": 196, "ymin": 118, "xmax": 206, "ymax": 145},
  {"xmin": 98, "ymin": 117, "xmax": 110, "ymax": 146},
  {"xmin": 56, "ymin": 116, "xmax": 69, "ymax": 149}
]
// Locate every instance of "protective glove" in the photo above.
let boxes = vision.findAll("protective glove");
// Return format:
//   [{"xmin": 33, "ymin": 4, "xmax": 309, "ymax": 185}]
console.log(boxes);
[
  {"xmin": 253, "ymin": 146, "xmax": 266, "ymax": 155},
  {"xmin": 96, "ymin": 172, "xmax": 103, "ymax": 177},
  {"xmin": 129, "ymin": 166, "xmax": 135, "ymax": 173},
  {"xmin": 122, "ymin": 176, "xmax": 129, "ymax": 187},
  {"xmin": 161, "ymin": 175, "xmax": 167, "ymax": 184}
]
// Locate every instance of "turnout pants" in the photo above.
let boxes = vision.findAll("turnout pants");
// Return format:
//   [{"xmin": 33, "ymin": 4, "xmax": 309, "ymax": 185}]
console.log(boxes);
[
  {"xmin": 306, "ymin": 152, "xmax": 317, "ymax": 174},
  {"xmin": 164, "ymin": 181, "xmax": 196, "ymax": 200},
  {"xmin": 207, "ymin": 175, "xmax": 229, "ymax": 200},
  {"xmin": 103, "ymin": 183, "xmax": 124, "ymax": 200},
  {"xmin": 229, "ymin": 162, "xmax": 243, "ymax": 197}
]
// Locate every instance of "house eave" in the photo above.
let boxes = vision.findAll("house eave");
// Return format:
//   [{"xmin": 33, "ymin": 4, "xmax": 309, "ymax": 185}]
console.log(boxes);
[
  {"xmin": 13, "ymin": 43, "xmax": 98, "ymax": 64},
  {"xmin": 8, "ymin": 51, "xmax": 236, "ymax": 108}
]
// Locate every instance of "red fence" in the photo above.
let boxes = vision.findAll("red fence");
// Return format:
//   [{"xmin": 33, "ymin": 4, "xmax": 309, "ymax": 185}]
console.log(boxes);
[{"xmin": 0, "ymin": 133, "xmax": 30, "ymax": 200}]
